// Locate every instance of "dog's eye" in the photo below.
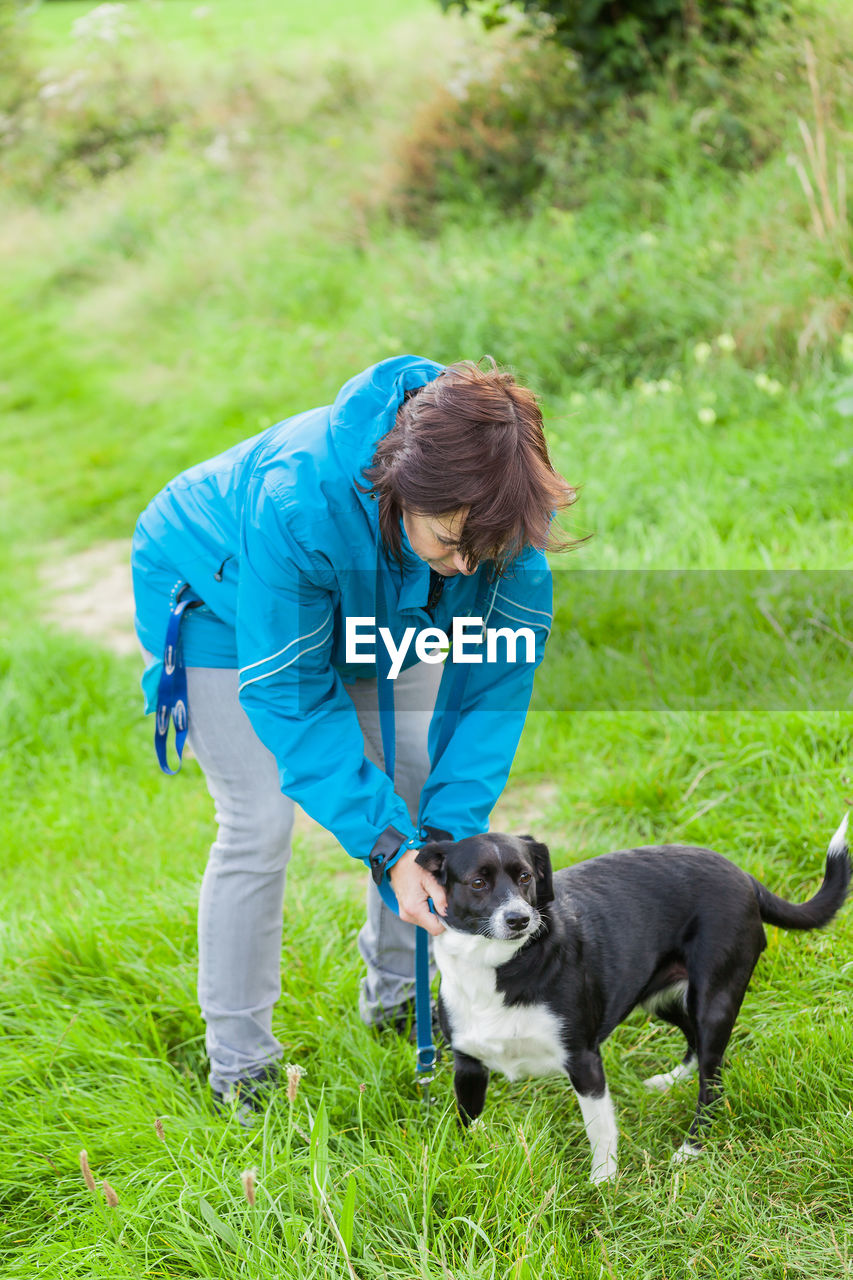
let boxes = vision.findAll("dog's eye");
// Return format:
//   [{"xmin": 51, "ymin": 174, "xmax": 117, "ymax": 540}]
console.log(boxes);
[
  {"xmin": 518, "ymin": 871, "xmax": 533, "ymax": 885},
  {"xmin": 470, "ymin": 877, "xmax": 487, "ymax": 891}
]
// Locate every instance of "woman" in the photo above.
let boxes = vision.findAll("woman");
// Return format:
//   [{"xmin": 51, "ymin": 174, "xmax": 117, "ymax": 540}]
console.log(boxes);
[{"xmin": 132, "ymin": 354, "xmax": 573, "ymax": 1114}]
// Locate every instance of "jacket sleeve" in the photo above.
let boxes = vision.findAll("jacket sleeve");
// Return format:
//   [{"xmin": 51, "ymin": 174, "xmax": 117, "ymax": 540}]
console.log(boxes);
[
  {"xmin": 235, "ymin": 477, "xmax": 418, "ymax": 869},
  {"xmin": 418, "ymin": 546, "xmax": 552, "ymax": 839}
]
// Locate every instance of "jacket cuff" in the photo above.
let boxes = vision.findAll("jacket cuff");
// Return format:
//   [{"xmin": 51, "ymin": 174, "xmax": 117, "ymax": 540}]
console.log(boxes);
[
  {"xmin": 420, "ymin": 825, "xmax": 453, "ymax": 843},
  {"xmin": 368, "ymin": 825, "xmax": 415, "ymax": 886}
]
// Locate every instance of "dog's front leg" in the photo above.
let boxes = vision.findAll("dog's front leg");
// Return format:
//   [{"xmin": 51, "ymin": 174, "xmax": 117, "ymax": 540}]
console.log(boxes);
[
  {"xmin": 568, "ymin": 1050, "xmax": 618, "ymax": 1184},
  {"xmin": 453, "ymin": 1050, "xmax": 490, "ymax": 1127}
]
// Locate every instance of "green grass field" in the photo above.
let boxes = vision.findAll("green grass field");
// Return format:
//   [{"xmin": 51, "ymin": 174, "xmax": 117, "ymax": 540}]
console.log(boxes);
[{"xmin": 1, "ymin": 0, "xmax": 851, "ymax": 1275}]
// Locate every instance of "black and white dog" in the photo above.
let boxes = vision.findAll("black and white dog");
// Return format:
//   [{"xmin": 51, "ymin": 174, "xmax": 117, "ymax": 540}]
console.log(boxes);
[{"xmin": 416, "ymin": 817, "xmax": 850, "ymax": 1183}]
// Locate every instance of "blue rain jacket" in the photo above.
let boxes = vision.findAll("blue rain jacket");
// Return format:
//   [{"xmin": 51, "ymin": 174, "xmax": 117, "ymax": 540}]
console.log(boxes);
[{"xmin": 132, "ymin": 356, "xmax": 553, "ymax": 889}]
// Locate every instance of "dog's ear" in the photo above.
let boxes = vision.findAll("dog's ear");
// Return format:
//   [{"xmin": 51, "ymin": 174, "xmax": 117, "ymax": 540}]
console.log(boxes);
[
  {"xmin": 520, "ymin": 835, "xmax": 554, "ymax": 907},
  {"xmin": 415, "ymin": 842, "xmax": 449, "ymax": 884}
]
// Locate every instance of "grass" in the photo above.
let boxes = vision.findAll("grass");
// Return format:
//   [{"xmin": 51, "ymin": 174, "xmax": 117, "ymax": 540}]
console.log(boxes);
[
  {"xmin": 27, "ymin": 0, "xmax": 433, "ymax": 61},
  {"xmin": 1, "ymin": 0, "xmax": 852, "ymax": 1275}
]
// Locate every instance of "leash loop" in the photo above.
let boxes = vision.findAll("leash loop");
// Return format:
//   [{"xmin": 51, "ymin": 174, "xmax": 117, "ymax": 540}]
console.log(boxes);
[{"xmin": 154, "ymin": 587, "xmax": 200, "ymax": 775}]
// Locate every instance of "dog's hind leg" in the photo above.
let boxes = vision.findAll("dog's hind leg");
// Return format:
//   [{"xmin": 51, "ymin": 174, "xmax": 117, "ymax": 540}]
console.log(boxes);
[
  {"xmin": 452, "ymin": 1050, "xmax": 490, "ymax": 1127},
  {"xmin": 675, "ymin": 953, "xmax": 757, "ymax": 1163},
  {"xmin": 644, "ymin": 1053, "xmax": 697, "ymax": 1094},
  {"xmin": 643, "ymin": 991, "xmax": 698, "ymax": 1093},
  {"xmin": 568, "ymin": 1049, "xmax": 618, "ymax": 1184}
]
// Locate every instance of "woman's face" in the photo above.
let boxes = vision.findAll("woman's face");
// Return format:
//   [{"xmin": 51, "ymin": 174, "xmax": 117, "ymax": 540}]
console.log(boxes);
[{"xmin": 402, "ymin": 509, "xmax": 475, "ymax": 577}]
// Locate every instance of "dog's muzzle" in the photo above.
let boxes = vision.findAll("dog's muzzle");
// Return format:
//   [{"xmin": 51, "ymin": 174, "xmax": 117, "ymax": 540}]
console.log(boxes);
[{"xmin": 489, "ymin": 898, "xmax": 540, "ymax": 941}]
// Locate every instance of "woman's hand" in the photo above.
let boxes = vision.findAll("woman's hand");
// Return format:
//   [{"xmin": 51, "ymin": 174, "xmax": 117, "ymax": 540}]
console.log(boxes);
[{"xmin": 388, "ymin": 847, "xmax": 446, "ymax": 936}]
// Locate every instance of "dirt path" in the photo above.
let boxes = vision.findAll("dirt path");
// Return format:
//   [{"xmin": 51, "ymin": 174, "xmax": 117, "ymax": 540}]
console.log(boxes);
[{"xmin": 40, "ymin": 540, "xmax": 139, "ymax": 656}]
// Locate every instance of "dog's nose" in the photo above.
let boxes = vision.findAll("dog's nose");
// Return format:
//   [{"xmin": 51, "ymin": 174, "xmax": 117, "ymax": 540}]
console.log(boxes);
[{"xmin": 505, "ymin": 911, "xmax": 531, "ymax": 933}]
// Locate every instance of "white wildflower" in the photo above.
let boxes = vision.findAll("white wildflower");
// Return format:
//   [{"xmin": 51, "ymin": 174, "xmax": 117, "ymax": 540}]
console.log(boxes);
[
  {"xmin": 38, "ymin": 70, "xmax": 86, "ymax": 101},
  {"xmin": 715, "ymin": 333, "xmax": 736, "ymax": 353},
  {"xmin": 445, "ymin": 73, "xmax": 471, "ymax": 102},
  {"xmin": 637, "ymin": 378, "xmax": 674, "ymax": 398},
  {"xmin": 637, "ymin": 231, "xmax": 658, "ymax": 248},
  {"xmin": 204, "ymin": 133, "xmax": 231, "ymax": 167},
  {"xmin": 754, "ymin": 372, "xmax": 781, "ymax": 394},
  {"xmin": 693, "ymin": 342, "xmax": 712, "ymax": 365},
  {"xmin": 697, "ymin": 407, "xmax": 717, "ymax": 426},
  {"xmin": 71, "ymin": 3, "xmax": 136, "ymax": 44}
]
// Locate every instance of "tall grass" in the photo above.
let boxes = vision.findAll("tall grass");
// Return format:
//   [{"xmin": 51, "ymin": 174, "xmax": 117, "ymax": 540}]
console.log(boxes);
[
  {"xmin": 1, "ymin": 0, "xmax": 851, "ymax": 1275},
  {"xmin": 787, "ymin": 37, "xmax": 850, "ymax": 277}
]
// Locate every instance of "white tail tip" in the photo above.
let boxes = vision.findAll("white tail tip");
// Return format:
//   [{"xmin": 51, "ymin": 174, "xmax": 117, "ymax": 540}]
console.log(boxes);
[{"xmin": 828, "ymin": 812, "xmax": 849, "ymax": 858}]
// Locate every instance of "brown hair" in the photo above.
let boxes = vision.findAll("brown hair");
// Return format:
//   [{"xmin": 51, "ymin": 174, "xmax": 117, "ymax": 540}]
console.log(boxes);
[{"xmin": 362, "ymin": 358, "xmax": 578, "ymax": 571}]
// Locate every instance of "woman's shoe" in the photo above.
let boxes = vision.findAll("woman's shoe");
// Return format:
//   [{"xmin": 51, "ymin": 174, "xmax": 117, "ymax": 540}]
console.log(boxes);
[{"xmin": 211, "ymin": 1064, "xmax": 279, "ymax": 1127}]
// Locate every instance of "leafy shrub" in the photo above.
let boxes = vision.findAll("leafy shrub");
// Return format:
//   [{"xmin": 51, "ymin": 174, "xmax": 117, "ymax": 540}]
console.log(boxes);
[
  {"xmin": 393, "ymin": 4, "xmax": 851, "ymax": 229},
  {"xmin": 0, "ymin": 22, "xmax": 369, "ymax": 203},
  {"xmin": 0, "ymin": 6, "xmax": 185, "ymax": 200},
  {"xmin": 393, "ymin": 11, "xmax": 584, "ymax": 226},
  {"xmin": 444, "ymin": 0, "xmax": 796, "ymax": 94},
  {"xmin": 1, "ymin": 65, "xmax": 179, "ymax": 199}
]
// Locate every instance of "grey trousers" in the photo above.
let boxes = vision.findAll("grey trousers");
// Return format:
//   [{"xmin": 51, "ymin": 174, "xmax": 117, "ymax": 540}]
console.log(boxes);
[{"xmin": 182, "ymin": 660, "xmax": 442, "ymax": 1093}]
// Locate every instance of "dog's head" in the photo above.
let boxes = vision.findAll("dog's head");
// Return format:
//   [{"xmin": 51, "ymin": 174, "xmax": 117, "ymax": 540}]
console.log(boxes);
[{"xmin": 416, "ymin": 833, "xmax": 554, "ymax": 941}]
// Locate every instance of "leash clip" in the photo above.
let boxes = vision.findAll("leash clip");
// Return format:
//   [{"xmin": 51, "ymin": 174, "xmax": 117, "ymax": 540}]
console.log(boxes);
[
  {"xmin": 415, "ymin": 1042, "xmax": 436, "ymax": 1111},
  {"xmin": 414, "ymin": 1070, "xmax": 435, "ymax": 1112},
  {"xmin": 416, "ymin": 1046, "xmax": 436, "ymax": 1074}
]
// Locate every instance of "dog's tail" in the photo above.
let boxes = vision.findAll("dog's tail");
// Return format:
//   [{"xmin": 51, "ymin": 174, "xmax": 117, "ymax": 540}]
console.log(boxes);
[{"xmin": 750, "ymin": 814, "xmax": 850, "ymax": 931}]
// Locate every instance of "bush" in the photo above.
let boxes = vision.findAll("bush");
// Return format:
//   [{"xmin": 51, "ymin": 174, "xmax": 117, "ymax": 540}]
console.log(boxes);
[
  {"xmin": 393, "ymin": 11, "xmax": 584, "ymax": 226},
  {"xmin": 1, "ymin": 65, "xmax": 179, "ymax": 199},
  {"xmin": 393, "ymin": 4, "xmax": 851, "ymax": 229},
  {"xmin": 0, "ymin": 23, "xmax": 369, "ymax": 203},
  {"xmin": 444, "ymin": 0, "xmax": 796, "ymax": 94}
]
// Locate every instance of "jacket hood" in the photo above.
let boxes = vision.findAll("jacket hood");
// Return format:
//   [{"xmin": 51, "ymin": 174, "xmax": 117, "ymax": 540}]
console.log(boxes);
[{"xmin": 329, "ymin": 355, "xmax": 444, "ymax": 508}]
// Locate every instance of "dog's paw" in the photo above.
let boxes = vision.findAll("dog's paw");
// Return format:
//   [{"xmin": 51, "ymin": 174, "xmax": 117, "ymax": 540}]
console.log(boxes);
[
  {"xmin": 670, "ymin": 1140, "xmax": 703, "ymax": 1165},
  {"xmin": 643, "ymin": 1071, "xmax": 676, "ymax": 1093},
  {"xmin": 644, "ymin": 1059, "xmax": 696, "ymax": 1093}
]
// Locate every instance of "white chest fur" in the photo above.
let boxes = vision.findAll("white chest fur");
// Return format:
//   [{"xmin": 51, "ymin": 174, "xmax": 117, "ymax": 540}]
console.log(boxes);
[{"xmin": 433, "ymin": 931, "xmax": 567, "ymax": 1082}]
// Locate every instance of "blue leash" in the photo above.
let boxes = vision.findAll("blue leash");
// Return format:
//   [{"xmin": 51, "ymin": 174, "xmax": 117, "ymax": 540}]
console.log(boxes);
[
  {"xmin": 374, "ymin": 548, "xmax": 436, "ymax": 1085},
  {"xmin": 375, "ymin": 546, "xmax": 492, "ymax": 1090}
]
